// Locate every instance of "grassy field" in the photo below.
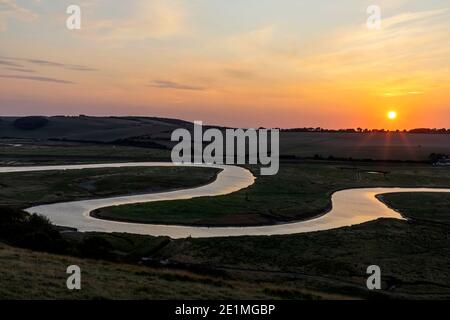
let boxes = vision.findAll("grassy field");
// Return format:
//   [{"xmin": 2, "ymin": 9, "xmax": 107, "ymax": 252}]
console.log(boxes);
[
  {"xmin": 0, "ymin": 208, "xmax": 343, "ymax": 299},
  {"xmin": 0, "ymin": 160, "xmax": 449, "ymax": 299},
  {"xmin": 3, "ymin": 216, "xmax": 450, "ymax": 299},
  {"xmin": 1, "ymin": 242, "xmax": 335, "ymax": 299},
  {"xmin": 280, "ymin": 131, "xmax": 450, "ymax": 161},
  {"xmin": 96, "ymin": 162, "xmax": 450, "ymax": 226},
  {"xmin": 0, "ymin": 133, "xmax": 449, "ymax": 300},
  {"xmin": 2, "ymin": 115, "xmax": 449, "ymax": 163},
  {"xmin": 153, "ymin": 217, "xmax": 450, "ymax": 299},
  {"xmin": 379, "ymin": 192, "xmax": 450, "ymax": 224},
  {"xmin": 0, "ymin": 166, "xmax": 219, "ymax": 208},
  {"xmin": 144, "ymin": 191, "xmax": 450, "ymax": 298},
  {"xmin": 0, "ymin": 116, "xmax": 189, "ymax": 143},
  {"xmin": 0, "ymin": 141, "xmax": 170, "ymax": 166}
]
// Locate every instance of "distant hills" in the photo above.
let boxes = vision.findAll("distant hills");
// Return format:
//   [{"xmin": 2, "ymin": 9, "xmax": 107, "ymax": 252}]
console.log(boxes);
[
  {"xmin": 1, "ymin": 116, "xmax": 448, "ymax": 140},
  {"xmin": 1, "ymin": 115, "xmax": 449, "ymax": 161},
  {"xmin": 281, "ymin": 127, "xmax": 450, "ymax": 134},
  {"xmin": 0, "ymin": 116, "xmax": 194, "ymax": 147}
]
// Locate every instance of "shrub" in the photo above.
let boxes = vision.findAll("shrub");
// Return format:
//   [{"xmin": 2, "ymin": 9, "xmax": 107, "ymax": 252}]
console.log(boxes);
[{"xmin": 0, "ymin": 206, "xmax": 68, "ymax": 253}]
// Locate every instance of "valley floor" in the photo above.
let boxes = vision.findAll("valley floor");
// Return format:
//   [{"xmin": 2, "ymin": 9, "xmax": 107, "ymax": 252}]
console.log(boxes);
[{"xmin": 1, "ymin": 141, "xmax": 449, "ymax": 299}]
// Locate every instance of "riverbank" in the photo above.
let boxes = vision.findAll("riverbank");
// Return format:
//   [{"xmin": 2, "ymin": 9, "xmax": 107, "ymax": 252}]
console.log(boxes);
[
  {"xmin": 2, "ymin": 160, "xmax": 450, "ymax": 298},
  {"xmin": 0, "ymin": 165, "xmax": 220, "ymax": 209},
  {"xmin": 4, "ymin": 163, "xmax": 445, "ymax": 238},
  {"xmin": 88, "ymin": 162, "xmax": 450, "ymax": 228}
]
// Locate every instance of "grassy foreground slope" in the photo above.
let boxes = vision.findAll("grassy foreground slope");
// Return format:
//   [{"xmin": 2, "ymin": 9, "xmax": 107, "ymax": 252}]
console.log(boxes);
[
  {"xmin": 0, "ymin": 242, "xmax": 274, "ymax": 299},
  {"xmin": 0, "ymin": 240, "xmax": 352, "ymax": 300},
  {"xmin": 2, "ymin": 217, "xmax": 450, "ymax": 299},
  {"xmin": 96, "ymin": 162, "xmax": 450, "ymax": 226}
]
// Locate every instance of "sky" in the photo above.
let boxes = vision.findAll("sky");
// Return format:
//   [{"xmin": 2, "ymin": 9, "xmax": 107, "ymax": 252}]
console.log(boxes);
[{"xmin": 0, "ymin": 0, "xmax": 449, "ymax": 129}]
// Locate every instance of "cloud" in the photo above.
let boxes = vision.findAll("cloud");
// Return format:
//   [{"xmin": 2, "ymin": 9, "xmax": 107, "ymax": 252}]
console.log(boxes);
[
  {"xmin": 149, "ymin": 80, "xmax": 205, "ymax": 91},
  {"xmin": 0, "ymin": 0, "xmax": 38, "ymax": 21},
  {"xmin": 25, "ymin": 59, "xmax": 98, "ymax": 71},
  {"xmin": 4, "ymin": 67, "xmax": 35, "ymax": 73},
  {"xmin": 79, "ymin": 0, "xmax": 188, "ymax": 41},
  {"xmin": 228, "ymin": 25, "xmax": 276, "ymax": 53},
  {"xmin": 383, "ymin": 91, "xmax": 424, "ymax": 97},
  {"xmin": 0, "ymin": 74, "xmax": 74, "ymax": 84},
  {"xmin": 0, "ymin": 59, "xmax": 22, "ymax": 67},
  {"xmin": 382, "ymin": 8, "xmax": 450, "ymax": 29},
  {"xmin": 0, "ymin": 56, "xmax": 89, "ymax": 86},
  {"xmin": 0, "ymin": 57, "xmax": 98, "ymax": 72},
  {"xmin": 223, "ymin": 68, "xmax": 259, "ymax": 80},
  {"xmin": 296, "ymin": 7, "xmax": 450, "ymax": 95}
]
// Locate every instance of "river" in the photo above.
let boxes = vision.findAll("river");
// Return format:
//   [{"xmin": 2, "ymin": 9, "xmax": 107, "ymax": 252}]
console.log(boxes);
[{"xmin": 1, "ymin": 162, "xmax": 448, "ymax": 238}]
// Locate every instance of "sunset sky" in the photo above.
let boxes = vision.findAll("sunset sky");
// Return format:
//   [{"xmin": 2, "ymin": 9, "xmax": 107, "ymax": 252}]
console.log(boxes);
[{"xmin": 0, "ymin": 0, "xmax": 449, "ymax": 129}]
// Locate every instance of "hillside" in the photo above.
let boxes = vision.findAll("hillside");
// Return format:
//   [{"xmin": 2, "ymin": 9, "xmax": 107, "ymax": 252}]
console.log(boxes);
[
  {"xmin": 0, "ymin": 116, "xmax": 191, "ymax": 144},
  {"xmin": 1, "ymin": 116, "xmax": 449, "ymax": 161}
]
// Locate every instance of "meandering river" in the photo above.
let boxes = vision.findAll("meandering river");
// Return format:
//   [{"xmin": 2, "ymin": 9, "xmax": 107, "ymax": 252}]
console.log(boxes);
[{"xmin": 1, "ymin": 162, "xmax": 449, "ymax": 239}]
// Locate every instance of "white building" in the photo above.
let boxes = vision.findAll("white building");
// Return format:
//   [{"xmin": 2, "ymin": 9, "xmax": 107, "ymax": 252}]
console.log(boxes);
[{"xmin": 435, "ymin": 159, "xmax": 450, "ymax": 166}]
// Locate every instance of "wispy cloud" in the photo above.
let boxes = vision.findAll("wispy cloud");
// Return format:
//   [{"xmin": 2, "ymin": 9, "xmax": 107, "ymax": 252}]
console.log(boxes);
[
  {"xmin": 25, "ymin": 59, "xmax": 98, "ymax": 71},
  {"xmin": 4, "ymin": 67, "xmax": 35, "ymax": 73},
  {"xmin": 0, "ymin": 59, "xmax": 22, "ymax": 67},
  {"xmin": 79, "ymin": 0, "xmax": 189, "ymax": 42},
  {"xmin": 0, "ymin": 56, "xmax": 89, "ymax": 86},
  {"xmin": 0, "ymin": 0, "xmax": 38, "ymax": 21},
  {"xmin": 383, "ymin": 91, "xmax": 424, "ymax": 97},
  {"xmin": 149, "ymin": 80, "xmax": 205, "ymax": 91},
  {"xmin": 0, "ymin": 74, "xmax": 74, "ymax": 84},
  {"xmin": 223, "ymin": 68, "xmax": 259, "ymax": 80},
  {"xmin": 382, "ymin": 8, "xmax": 450, "ymax": 29},
  {"xmin": 0, "ymin": 57, "xmax": 98, "ymax": 72},
  {"xmin": 296, "ymin": 7, "xmax": 450, "ymax": 96}
]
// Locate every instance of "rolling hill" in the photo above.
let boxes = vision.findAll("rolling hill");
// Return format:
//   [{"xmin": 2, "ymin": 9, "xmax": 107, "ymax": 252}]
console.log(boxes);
[{"xmin": 1, "ymin": 115, "xmax": 449, "ymax": 161}]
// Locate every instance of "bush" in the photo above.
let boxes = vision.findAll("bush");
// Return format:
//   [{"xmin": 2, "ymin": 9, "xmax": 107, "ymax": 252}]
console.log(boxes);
[
  {"xmin": 0, "ymin": 206, "xmax": 68, "ymax": 253},
  {"xmin": 0, "ymin": 207, "xmax": 145, "ymax": 262},
  {"xmin": 0, "ymin": 206, "xmax": 28, "ymax": 224}
]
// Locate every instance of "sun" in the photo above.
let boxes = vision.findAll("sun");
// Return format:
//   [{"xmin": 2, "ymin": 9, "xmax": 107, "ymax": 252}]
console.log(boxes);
[{"xmin": 387, "ymin": 111, "xmax": 397, "ymax": 120}]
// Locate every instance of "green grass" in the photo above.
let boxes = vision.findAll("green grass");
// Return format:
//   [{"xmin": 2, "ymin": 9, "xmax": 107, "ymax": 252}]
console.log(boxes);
[
  {"xmin": 1, "ymin": 160, "xmax": 450, "ymax": 299},
  {"xmin": 279, "ymin": 132, "xmax": 450, "ymax": 161},
  {"xmin": 96, "ymin": 162, "xmax": 450, "ymax": 226},
  {"xmin": 0, "ymin": 241, "xmax": 341, "ymax": 300},
  {"xmin": 379, "ymin": 192, "xmax": 450, "ymax": 224},
  {"xmin": 0, "ymin": 166, "xmax": 219, "ymax": 208},
  {"xmin": 0, "ymin": 142, "xmax": 170, "ymax": 166},
  {"xmin": 154, "ymin": 218, "xmax": 450, "ymax": 298},
  {"xmin": 1, "ymin": 137, "xmax": 450, "ymax": 299},
  {"xmin": 3, "ymin": 215, "xmax": 450, "ymax": 299}
]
